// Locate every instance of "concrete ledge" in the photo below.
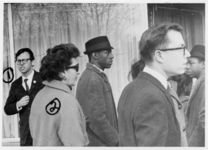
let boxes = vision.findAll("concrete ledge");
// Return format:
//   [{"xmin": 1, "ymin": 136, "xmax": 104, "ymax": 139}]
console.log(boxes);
[{"xmin": 2, "ymin": 138, "xmax": 20, "ymax": 146}]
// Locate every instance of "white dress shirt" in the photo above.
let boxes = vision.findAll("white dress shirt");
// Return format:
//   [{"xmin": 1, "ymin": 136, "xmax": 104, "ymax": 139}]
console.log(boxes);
[
  {"xmin": 22, "ymin": 70, "xmax": 34, "ymax": 91},
  {"xmin": 143, "ymin": 66, "xmax": 168, "ymax": 89},
  {"xmin": 16, "ymin": 70, "xmax": 35, "ymax": 111}
]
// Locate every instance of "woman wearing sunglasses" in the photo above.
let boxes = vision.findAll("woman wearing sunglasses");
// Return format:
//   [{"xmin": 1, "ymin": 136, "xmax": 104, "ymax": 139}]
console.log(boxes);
[{"xmin": 29, "ymin": 43, "xmax": 89, "ymax": 146}]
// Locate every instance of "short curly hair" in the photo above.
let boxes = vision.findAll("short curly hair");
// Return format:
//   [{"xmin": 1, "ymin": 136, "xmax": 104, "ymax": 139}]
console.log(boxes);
[{"xmin": 40, "ymin": 43, "xmax": 80, "ymax": 81}]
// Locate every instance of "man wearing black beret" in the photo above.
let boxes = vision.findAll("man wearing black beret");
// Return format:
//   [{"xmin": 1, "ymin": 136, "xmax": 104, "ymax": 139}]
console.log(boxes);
[
  {"xmin": 76, "ymin": 36, "xmax": 118, "ymax": 146},
  {"xmin": 186, "ymin": 45, "xmax": 205, "ymax": 146}
]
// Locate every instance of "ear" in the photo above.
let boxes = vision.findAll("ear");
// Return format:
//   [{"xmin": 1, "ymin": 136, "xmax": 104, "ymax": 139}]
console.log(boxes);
[
  {"xmin": 92, "ymin": 52, "xmax": 95, "ymax": 57},
  {"xmin": 154, "ymin": 50, "xmax": 164, "ymax": 63},
  {"xmin": 92, "ymin": 52, "xmax": 99, "ymax": 60},
  {"xmin": 59, "ymin": 72, "xmax": 66, "ymax": 80},
  {"xmin": 201, "ymin": 61, "xmax": 205, "ymax": 69},
  {"xmin": 31, "ymin": 60, "xmax": 35, "ymax": 67}
]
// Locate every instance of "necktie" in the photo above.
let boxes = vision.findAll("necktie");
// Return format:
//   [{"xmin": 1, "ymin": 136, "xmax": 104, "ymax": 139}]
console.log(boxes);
[{"xmin": 24, "ymin": 78, "xmax": 29, "ymax": 91}]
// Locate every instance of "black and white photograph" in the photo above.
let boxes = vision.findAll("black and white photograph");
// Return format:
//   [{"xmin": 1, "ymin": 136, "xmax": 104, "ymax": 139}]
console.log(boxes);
[{"xmin": 1, "ymin": 1, "xmax": 206, "ymax": 147}]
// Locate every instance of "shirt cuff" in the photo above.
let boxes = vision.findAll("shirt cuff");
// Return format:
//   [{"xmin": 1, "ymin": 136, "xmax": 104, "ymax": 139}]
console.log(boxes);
[{"xmin": 16, "ymin": 103, "xmax": 22, "ymax": 111}]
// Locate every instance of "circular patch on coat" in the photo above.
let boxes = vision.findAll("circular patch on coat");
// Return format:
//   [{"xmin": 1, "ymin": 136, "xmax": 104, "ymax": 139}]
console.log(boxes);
[
  {"xmin": 45, "ymin": 98, "xmax": 61, "ymax": 115},
  {"xmin": 3, "ymin": 67, "xmax": 14, "ymax": 83}
]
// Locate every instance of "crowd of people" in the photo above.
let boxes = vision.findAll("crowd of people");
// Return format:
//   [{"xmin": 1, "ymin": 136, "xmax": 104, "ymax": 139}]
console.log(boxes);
[{"xmin": 4, "ymin": 22, "xmax": 205, "ymax": 147}]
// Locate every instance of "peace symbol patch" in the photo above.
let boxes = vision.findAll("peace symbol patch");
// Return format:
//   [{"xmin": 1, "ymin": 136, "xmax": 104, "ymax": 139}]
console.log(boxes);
[{"xmin": 45, "ymin": 98, "xmax": 61, "ymax": 115}]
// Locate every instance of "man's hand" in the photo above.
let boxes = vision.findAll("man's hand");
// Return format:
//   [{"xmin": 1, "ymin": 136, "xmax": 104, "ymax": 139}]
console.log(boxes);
[{"xmin": 17, "ymin": 95, "xmax": 30, "ymax": 108}]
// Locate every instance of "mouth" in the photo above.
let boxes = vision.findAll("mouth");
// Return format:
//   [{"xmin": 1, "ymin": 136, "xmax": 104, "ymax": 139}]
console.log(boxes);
[
  {"xmin": 183, "ymin": 63, "xmax": 188, "ymax": 68},
  {"xmin": 20, "ymin": 67, "xmax": 25, "ymax": 70},
  {"xmin": 185, "ymin": 70, "xmax": 191, "ymax": 74},
  {"xmin": 19, "ymin": 66, "xmax": 26, "ymax": 72}
]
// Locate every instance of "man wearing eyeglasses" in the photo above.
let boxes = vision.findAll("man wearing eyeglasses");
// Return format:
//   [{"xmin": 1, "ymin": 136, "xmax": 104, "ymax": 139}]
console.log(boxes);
[
  {"xmin": 4, "ymin": 48, "xmax": 44, "ymax": 146},
  {"xmin": 118, "ymin": 23, "xmax": 190, "ymax": 146},
  {"xmin": 185, "ymin": 45, "xmax": 205, "ymax": 146}
]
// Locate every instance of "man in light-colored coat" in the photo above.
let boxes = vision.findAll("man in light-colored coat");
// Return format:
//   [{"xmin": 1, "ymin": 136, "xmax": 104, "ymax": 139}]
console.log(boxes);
[
  {"xmin": 186, "ymin": 45, "xmax": 205, "ymax": 146},
  {"xmin": 76, "ymin": 36, "xmax": 118, "ymax": 146}
]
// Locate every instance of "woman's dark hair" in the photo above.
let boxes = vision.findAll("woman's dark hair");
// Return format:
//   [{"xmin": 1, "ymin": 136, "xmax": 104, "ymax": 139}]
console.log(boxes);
[
  {"xmin": 128, "ymin": 59, "xmax": 145, "ymax": 80},
  {"xmin": 170, "ymin": 74, "xmax": 193, "ymax": 97},
  {"xmin": 40, "ymin": 43, "xmax": 80, "ymax": 81},
  {"xmin": 15, "ymin": 48, "xmax": 35, "ymax": 61}
]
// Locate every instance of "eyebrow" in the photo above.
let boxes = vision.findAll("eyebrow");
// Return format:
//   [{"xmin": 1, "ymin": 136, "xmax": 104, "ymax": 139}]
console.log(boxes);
[{"xmin": 16, "ymin": 58, "xmax": 30, "ymax": 60}]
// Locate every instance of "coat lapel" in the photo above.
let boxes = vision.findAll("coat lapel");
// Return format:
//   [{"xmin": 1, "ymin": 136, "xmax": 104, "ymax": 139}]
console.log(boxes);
[
  {"xmin": 13, "ymin": 77, "xmax": 28, "ymax": 97},
  {"xmin": 168, "ymin": 86, "xmax": 182, "ymax": 109},
  {"xmin": 16, "ymin": 77, "xmax": 26, "ymax": 92},
  {"xmin": 140, "ymin": 72, "xmax": 176, "ymax": 115},
  {"xmin": 139, "ymin": 72, "xmax": 181, "ymax": 133},
  {"xmin": 87, "ymin": 63, "xmax": 109, "ymax": 83}
]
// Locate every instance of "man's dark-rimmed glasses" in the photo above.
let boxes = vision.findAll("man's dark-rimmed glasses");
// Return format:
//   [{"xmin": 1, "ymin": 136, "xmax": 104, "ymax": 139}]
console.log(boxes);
[
  {"xmin": 157, "ymin": 46, "xmax": 186, "ymax": 56},
  {"xmin": 16, "ymin": 58, "xmax": 31, "ymax": 65}
]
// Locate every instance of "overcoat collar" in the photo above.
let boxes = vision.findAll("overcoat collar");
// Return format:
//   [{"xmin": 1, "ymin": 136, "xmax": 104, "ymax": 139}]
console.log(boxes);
[
  {"xmin": 137, "ymin": 72, "xmax": 178, "ymax": 115},
  {"xmin": 86, "ymin": 63, "xmax": 109, "ymax": 82},
  {"xmin": 43, "ymin": 80, "xmax": 71, "ymax": 93}
]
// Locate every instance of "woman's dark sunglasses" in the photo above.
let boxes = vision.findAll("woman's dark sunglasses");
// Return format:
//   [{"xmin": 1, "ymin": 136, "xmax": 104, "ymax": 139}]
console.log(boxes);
[{"xmin": 67, "ymin": 64, "xmax": 79, "ymax": 72}]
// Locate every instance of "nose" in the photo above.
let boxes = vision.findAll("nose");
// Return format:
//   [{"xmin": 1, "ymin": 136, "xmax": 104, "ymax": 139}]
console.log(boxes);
[
  {"xmin": 19, "ymin": 61, "xmax": 25, "ymax": 65},
  {"xmin": 185, "ymin": 49, "xmax": 190, "ymax": 57},
  {"xmin": 109, "ymin": 52, "xmax": 114, "ymax": 59},
  {"xmin": 186, "ymin": 62, "xmax": 190, "ymax": 66}
]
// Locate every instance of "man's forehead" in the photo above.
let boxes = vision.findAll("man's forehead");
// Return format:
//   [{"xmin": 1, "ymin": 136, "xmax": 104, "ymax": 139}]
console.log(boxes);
[
  {"xmin": 94, "ymin": 49, "xmax": 112, "ymax": 54},
  {"xmin": 188, "ymin": 57, "xmax": 199, "ymax": 62},
  {"xmin": 166, "ymin": 30, "xmax": 185, "ymax": 46},
  {"xmin": 17, "ymin": 52, "xmax": 30, "ymax": 58},
  {"xmin": 101, "ymin": 49, "xmax": 112, "ymax": 52}
]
